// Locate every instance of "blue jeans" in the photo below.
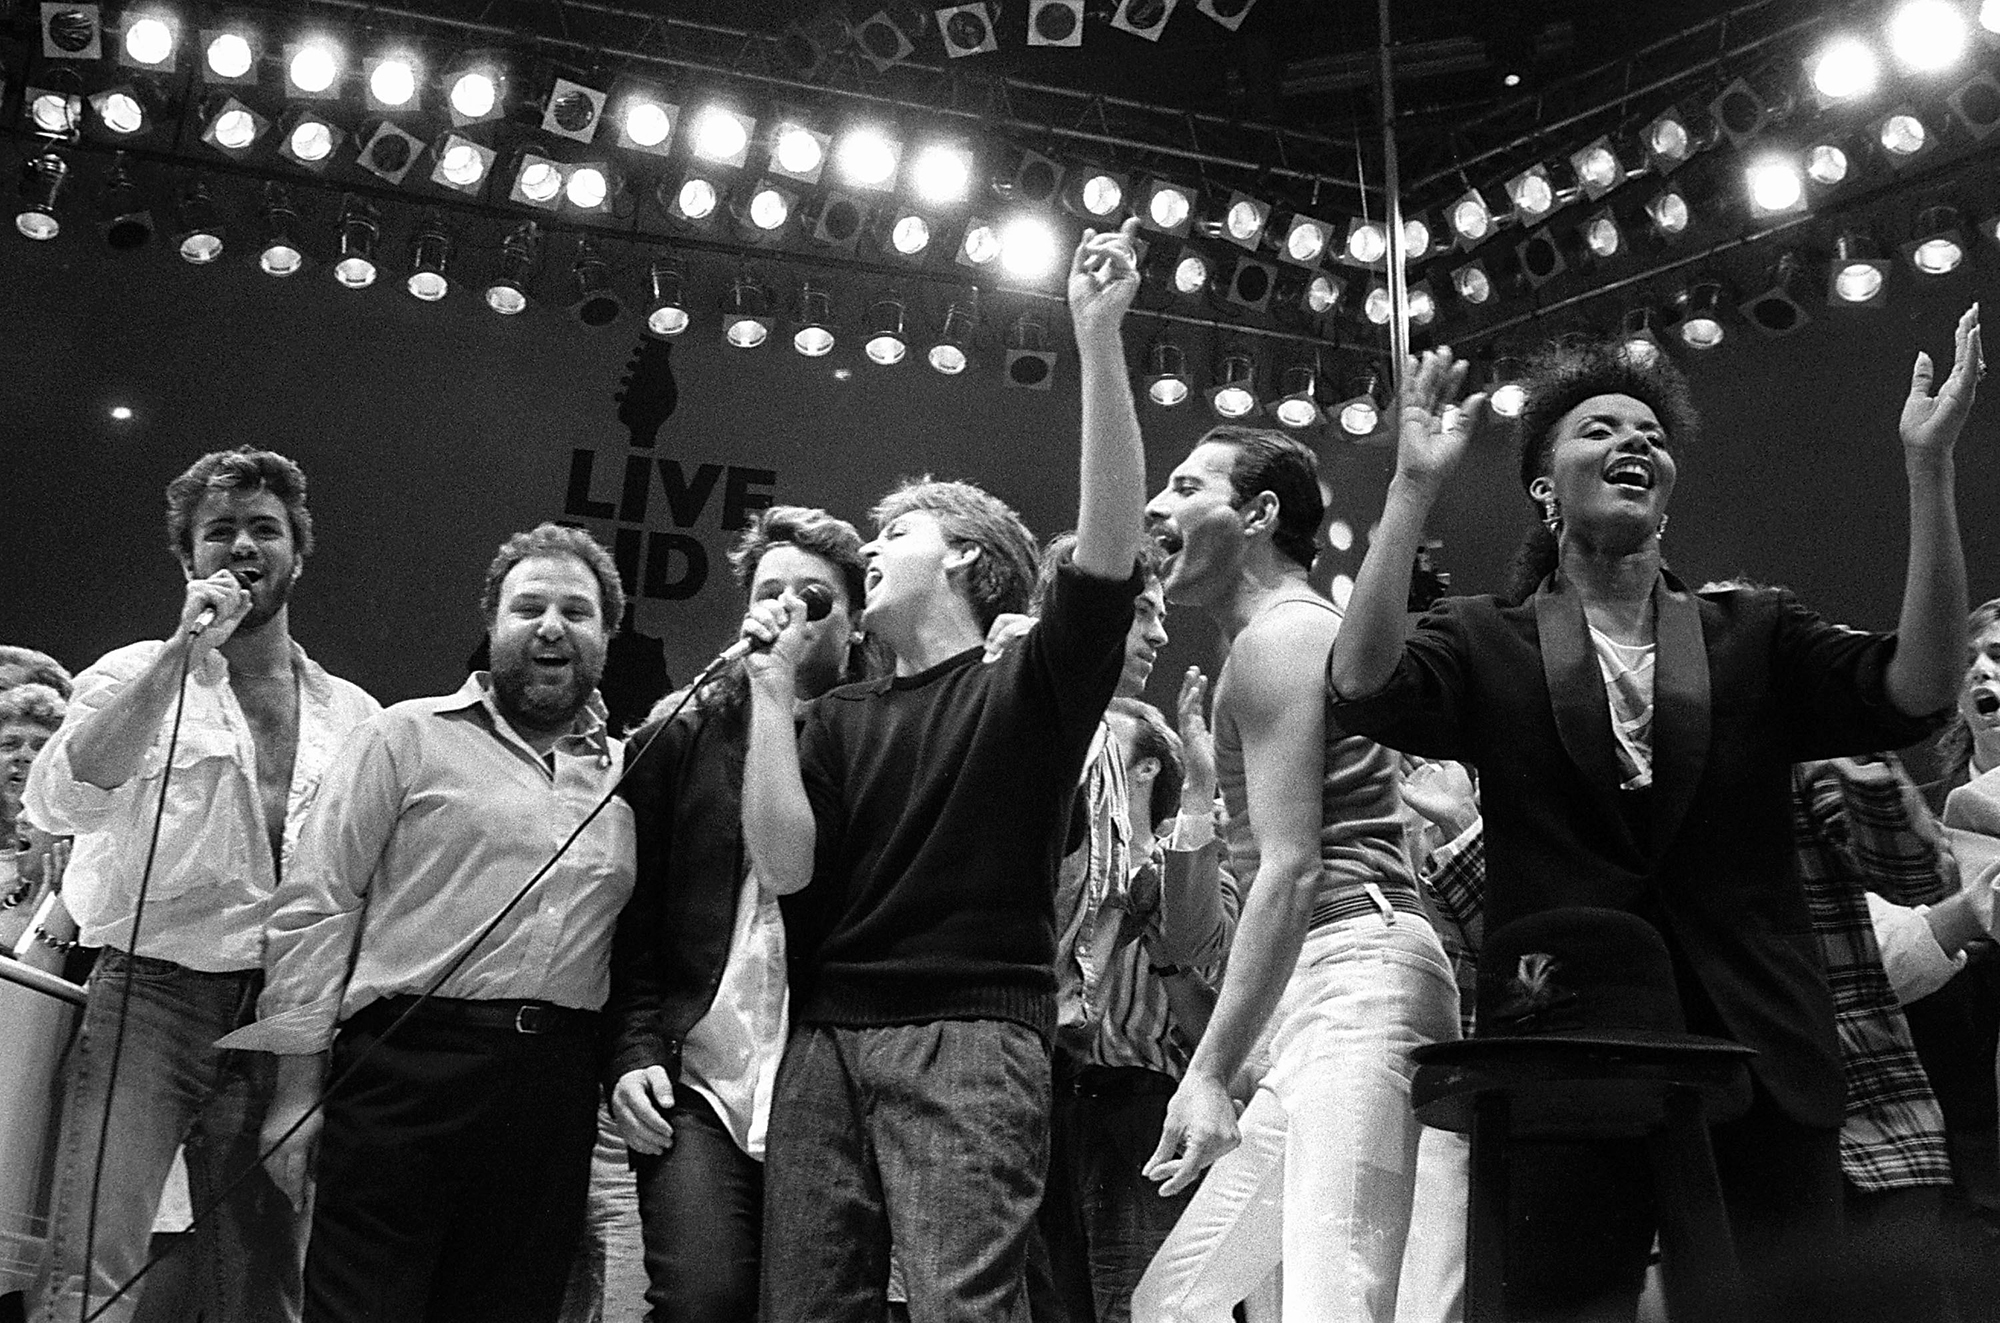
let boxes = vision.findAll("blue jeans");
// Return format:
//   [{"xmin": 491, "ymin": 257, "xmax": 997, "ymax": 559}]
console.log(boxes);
[
  {"xmin": 761, "ymin": 1020, "xmax": 1050, "ymax": 1323},
  {"xmin": 632, "ymin": 1089, "xmax": 761, "ymax": 1322},
  {"xmin": 32, "ymin": 950, "xmax": 303, "ymax": 1323}
]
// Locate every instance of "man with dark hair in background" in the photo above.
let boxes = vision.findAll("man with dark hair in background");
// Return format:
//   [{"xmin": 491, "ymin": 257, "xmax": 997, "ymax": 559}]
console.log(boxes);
[
  {"xmin": 227, "ymin": 522, "xmax": 635, "ymax": 1323},
  {"xmin": 737, "ymin": 220, "xmax": 1149, "ymax": 1321},
  {"xmin": 24, "ymin": 447, "xmax": 378, "ymax": 1323}
]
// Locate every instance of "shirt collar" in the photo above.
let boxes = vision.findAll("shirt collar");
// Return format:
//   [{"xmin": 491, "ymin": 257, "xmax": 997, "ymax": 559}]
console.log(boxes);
[
  {"xmin": 449, "ymin": 671, "xmax": 615, "ymax": 765},
  {"xmin": 192, "ymin": 637, "xmax": 334, "ymax": 703}
]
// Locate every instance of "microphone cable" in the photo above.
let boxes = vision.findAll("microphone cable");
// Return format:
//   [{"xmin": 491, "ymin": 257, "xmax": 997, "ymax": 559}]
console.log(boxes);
[{"xmin": 81, "ymin": 625, "xmax": 785, "ymax": 1321}]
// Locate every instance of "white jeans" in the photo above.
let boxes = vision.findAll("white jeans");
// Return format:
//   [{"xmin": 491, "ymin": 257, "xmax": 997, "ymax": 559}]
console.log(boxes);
[{"xmin": 1132, "ymin": 915, "xmax": 1460, "ymax": 1323}]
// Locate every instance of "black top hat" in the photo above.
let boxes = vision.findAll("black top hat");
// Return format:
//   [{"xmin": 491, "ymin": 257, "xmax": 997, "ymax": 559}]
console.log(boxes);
[{"xmin": 1412, "ymin": 908, "xmax": 1754, "ymax": 1136}]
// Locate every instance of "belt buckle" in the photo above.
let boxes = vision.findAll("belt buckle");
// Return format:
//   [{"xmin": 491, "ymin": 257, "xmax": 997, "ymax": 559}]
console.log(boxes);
[{"xmin": 514, "ymin": 1004, "xmax": 547, "ymax": 1035}]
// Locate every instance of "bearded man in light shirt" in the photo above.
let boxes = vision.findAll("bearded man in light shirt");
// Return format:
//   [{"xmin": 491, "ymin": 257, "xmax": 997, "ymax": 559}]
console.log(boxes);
[
  {"xmin": 226, "ymin": 522, "xmax": 636, "ymax": 1323},
  {"xmin": 24, "ymin": 447, "xmax": 379, "ymax": 1323}
]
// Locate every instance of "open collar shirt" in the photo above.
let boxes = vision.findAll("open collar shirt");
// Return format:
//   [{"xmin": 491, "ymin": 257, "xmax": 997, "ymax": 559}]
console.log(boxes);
[
  {"xmin": 22, "ymin": 638, "xmax": 379, "ymax": 972},
  {"xmin": 225, "ymin": 673, "xmax": 635, "ymax": 1055}
]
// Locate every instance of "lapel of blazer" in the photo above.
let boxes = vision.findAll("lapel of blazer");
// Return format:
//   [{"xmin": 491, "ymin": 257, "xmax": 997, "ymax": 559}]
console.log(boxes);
[
  {"xmin": 1534, "ymin": 578, "xmax": 1639, "ymax": 853},
  {"xmin": 1647, "ymin": 571, "xmax": 1711, "ymax": 862}
]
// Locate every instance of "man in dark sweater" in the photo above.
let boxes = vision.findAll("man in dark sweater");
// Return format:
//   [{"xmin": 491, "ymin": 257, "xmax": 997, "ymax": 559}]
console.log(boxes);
[{"xmin": 740, "ymin": 219, "xmax": 1149, "ymax": 1322}]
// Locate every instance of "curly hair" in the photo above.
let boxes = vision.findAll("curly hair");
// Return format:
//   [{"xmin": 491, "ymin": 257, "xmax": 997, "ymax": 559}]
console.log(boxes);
[
  {"xmin": 0, "ymin": 646, "xmax": 72, "ymax": 700},
  {"xmin": 0, "ymin": 683, "xmax": 65, "ymax": 734},
  {"xmin": 1198, "ymin": 426, "xmax": 1323, "ymax": 571},
  {"xmin": 871, "ymin": 478, "xmax": 1040, "ymax": 630},
  {"xmin": 165, "ymin": 447, "xmax": 315, "ymax": 563},
  {"xmin": 727, "ymin": 505, "xmax": 867, "ymax": 610},
  {"xmin": 478, "ymin": 523, "xmax": 626, "ymax": 626}
]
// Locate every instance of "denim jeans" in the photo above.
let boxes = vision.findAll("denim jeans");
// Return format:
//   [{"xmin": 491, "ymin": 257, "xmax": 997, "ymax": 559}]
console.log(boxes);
[
  {"xmin": 1131, "ymin": 915, "xmax": 1459, "ymax": 1323},
  {"xmin": 761, "ymin": 1020, "xmax": 1050, "ymax": 1323},
  {"xmin": 32, "ymin": 949, "xmax": 303, "ymax": 1323},
  {"xmin": 632, "ymin": 1089, "xmax": 762, "ymax": 1323}
]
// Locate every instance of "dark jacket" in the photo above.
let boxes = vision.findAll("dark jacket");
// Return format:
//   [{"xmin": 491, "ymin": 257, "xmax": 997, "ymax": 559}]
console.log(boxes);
[
  {"xmin": 1330, "ymin": 572, "xmax": 1947, "ymax": 1126},
  {"xmin": 604, "ymin": 700, "xmax": 749, "ymax": 1091}
]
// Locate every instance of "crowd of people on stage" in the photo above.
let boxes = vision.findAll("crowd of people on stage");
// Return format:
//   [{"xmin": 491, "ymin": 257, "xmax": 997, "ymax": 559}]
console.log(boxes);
[{"xmin": 2, "ymin": 220, "xmax": 1996, "ymax": 1323}]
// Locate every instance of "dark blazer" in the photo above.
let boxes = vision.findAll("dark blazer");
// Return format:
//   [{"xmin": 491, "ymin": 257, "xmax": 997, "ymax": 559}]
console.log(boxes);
[
  {"xmin": 1330, "ymin": 572, "xmax": 1946, "ymax": 1126},
  {"xmin": 604, "ymin": 700, "xmax": 750, "ymax": 1092}
]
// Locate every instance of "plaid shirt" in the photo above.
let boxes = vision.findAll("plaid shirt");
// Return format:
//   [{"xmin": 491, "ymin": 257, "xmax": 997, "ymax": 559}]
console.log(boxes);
[
  {"xmin": 1419, "ymin": 821, "xmax": 1484, "ymax": 1039},
  {"xmin": 1792, "ymin": 755, "xmax": 1954, "ymax": 1192}
]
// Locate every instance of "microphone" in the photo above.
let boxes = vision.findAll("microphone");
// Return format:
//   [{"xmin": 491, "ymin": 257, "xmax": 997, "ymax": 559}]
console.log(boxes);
[
  {"xmin": 713, "ymin": 582, "xmax": 836, "ymax": 668},
  {"xmin": 189, "ymin": 568, "xmax": 257, "ymax": 637}
]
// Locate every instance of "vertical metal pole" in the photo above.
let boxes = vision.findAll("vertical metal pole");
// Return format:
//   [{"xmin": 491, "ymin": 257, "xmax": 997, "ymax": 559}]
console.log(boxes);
[{"xmin": 1377, "ymin": 0, "xmax": 1409, "ymax": 389}]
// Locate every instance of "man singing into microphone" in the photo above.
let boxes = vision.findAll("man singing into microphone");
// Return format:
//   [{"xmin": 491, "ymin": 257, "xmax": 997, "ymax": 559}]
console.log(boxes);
[
  {"xmin": 23, "ymin": 447, "xmax": 379, "ymax": 1323},
  {"xmin": 739, "ymin": 221, "xmax": 1149, "ymax": 1320},
  {"xmin": 224, "ymin": 522, "xmax": 635, "ymax": 1323}
]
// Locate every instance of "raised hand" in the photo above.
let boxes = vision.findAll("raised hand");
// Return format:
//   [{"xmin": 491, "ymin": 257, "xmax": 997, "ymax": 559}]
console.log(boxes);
[
  {"xmin": 1902, "ymin": 304, "xmax": 1983, "ymax": 460},
  {"xmin": 1175, "ymin": 666, "xmax": 1216, "ymax": 808},
  {"xmin": 1396, "ymin": 347, "xmax": 1487, "ymax": 493},
  {"xmin": 1068, "ymin": 216, "xmax": 1142, "ymax": 339}
]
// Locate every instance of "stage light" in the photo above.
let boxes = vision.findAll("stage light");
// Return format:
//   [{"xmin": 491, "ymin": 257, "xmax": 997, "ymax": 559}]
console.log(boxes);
[
  {"xmin": 1408, "ymin": 282, "xmax": 1438, "ymax": 325},
  {"xmin": 1219, "ymin": 192, "xmax": 1270, "ymax": 249},
  {"xmin": 836, "ymin": 127, "xmax": 901, "ymax": 190},
  {"xmin": 368, "ymin": 55, "xmax": 419, "ymax": 109},
  {"xmin": 724, "ymin": 275, "xmax": 773, "ymax": 347},
  {"xmin": 1304, "ymin": 271, "xmax": 1343, "ymax": 315},
  {"xmin": 1907, "ymin": 205, "xmax": 1966, "ymax": 274},
  {"xmin": 93, "ymin": 88, "xmax": 149, "ymax": 136},
  {"xmin": 357, "ymin": 123, "xmax": 425, "ymax": 186},
  {"xmin": 405, "ymin": 213, "xmax": 453, "ymax": 300},
  {"xmin": 1643, "ymin": 108, "xmax": 1700, "ymax": 172},
  {"xmin": 1746, "ymin": 154, "xmax": 1806, "ymax": 215},
  {"xmin": 690, "ymin": 105, "xmax": 752, "ymax": 167},
  {"xmin": 1708, "ymin": 76, "xmax": 1792, "ymax": 147},
  {"xmin": 770, "ymin": 119, "xmax": 829, "ymax": 182},
  {"xmin": 1570, "ymin": 137, "xmax": 1625, "ymax": 200},
  {"xmin": 1005, "ymin": 315, "xmax": 1058, "ymax": 390},
  {"xmin": 1363, "ymin": 284, "xmax": 1392, "ymax": 325},
  {"xmin": 449, "ymin": 69, "xmax": 501, "ymax": 121},
  {"xmin": 1274, "ymin": 364, "xmax": 1322, "ymax": 428},
  {"xmin": 98, "ymin": 155, "xmax": 150, "ymax": 249},
  {"xmin": 124, "ymin": 15, "xmax": 174, "ymax": 66},
  {"xmin": 930, "ymin": 291, "xmax": 977, "ymax": 373},
  {"xmin": 807, "ymin": 191, "xmax": 869, "ymax": 251},
  {"xmin": 619, "ymin": 97, "xmax": 676, "ymax": 152},
  {"xmin": 1452, "ymin": 262, "xmax": 1493, "ymax": 304},
  {"xmin": 1112, "ymin": 0, "xmax": 1182, "ymax": 38},
  {"xmin": 29, "ymin": 84, "xmax": 82, "ymax": 135},
  {"xmin": 1172, "ymin": 250, "xmax": 1209, "ymax": 295},
  {"xmin": 1197, "ymin": 0, "xmax": 1257, "ymax": 30},
  {"xmin": 913, "ymin": 143, "xmax": 974, "ymax": 206},
  {"xmin": 1644, "ymin": 186, "xmax": 1691, "ymax": 239},
  {"xmin": 1225, "ymin": 257, "xmax": 1276, "ymax": 312},
  {"xmin": 1000, "ymin": 216, "xmax": 1061, "ymax": 279},
  {"xmin": 1878, "ymin": 110, "xmax": 1931, "ymax": 159},
  {"xmin": 995, "ymin": 147, "xmax": 1064, "ymax": 205},
  {"xmin": 1740, "ymin": 251, "xmax": 1813, "ymax": 336},
  {"xmin": 1489, "ymin": 364, "xmax": 1527, "ymax": 418},
  {"xmin": 1810, "ymin": 36, "xmax": 1879, "ymax": 101},
  {"xmin": 1060, "ymin": 168, "xmax": 1124, "ymax": 220},
  {"xmin": 1985, "ymin": 0, "xmax": 2000, "ymax": 32},
  {"xmin": 431, "ymin": 135, "xmax": 495, "ymax": 193},
  {"xmin": 884, "ymin": 211, "xmax": 931, "ymax": 256},
  {"xmin": 740, "ymin": 181, "xmax": 795, "ymax": 232},
  {"xmin": 332, "ymin": 196, "xmax": 380, "ymax": 289},
  {"xmin": 1449, "ymin": 190, "xmax": 1496, "ymax": 248},
  {"xmin": 1516, "ymin": 227, "xmax": 1565, "ymax": 287},
  {"xmin": 513, "ymin": 154, "xmax": 566, "ymax": 209},
  {"xmin": 1208, "ymin": 353, "xmax": 1257, "ymax": 418},
  {"xmin": 1337, "ymin": 365, "xmax": 1386, "ymax": 436},
  {"xmin": 1676, "ymin": 281, "xmax": 1727, "ymax": 349},
  {"xmin": 202, "ymin": 97, "xmax": 268, "ymax": 154},
  {"xmin": 938, "ymin": 2, "xmax": 999, "ymax": 57},
  {"xmin": 864, "ymin": 295, "xmax": 908, "ymax": 364},
  {"xmin": 1828, "ymin": 229, "xmax": 1891, "ymax": 305},
  {"xmin": 1404, "ymin": 217, "xmax": 1434, "ymax": 261},
  {"xmin": 258, "ymin": 184, "xmax": 303, "ymax": 276},
  {"xmin": 281, "ymin": 115, "xmax": 339, "ymax": 166},
  {"xmin": 1806, "ymin": 142, "xmax": 1850, "ymax": 185},
  {"xmin": 1029, "ymin": 0, "xmax": 1086, "ymax": 46},
  {"xmin": 566, "ymin": 165, "xmax": 611, "ymax": 211},
  {"xmin": 1506, "ymin": 164, "xmax": 1557, "ymax": 222},
  {"xmin": 1278, "ymin": 214, "xmax": 1333, "ymax": 266},
  {"xmin": 1620, "ymin": 307, "xmax": 1668, "ymax": 365},
  {"xmin": 1580, "ymin": 209, "xmax": 1622, "ymax": 260},
  {"xmin": 172, "ymin": 182, "xmax": 222, "ymax": 263},
  {"xmin": 669, "ymin": 175, "xmax": 720, "ymax": 222},
  {"xmin": 645, "ymin": 261, "xmax": 688, "ymax": 336},
  {"xmin": 205, "ymin": 31, "xmax": 253, "ymax": 79},
  {"xmin": 790, "ymin": 281, "xmax": 836, "ymax": 355},
  {"xmin": 287, "ymin": 41, "xmax": 340, "ymax": 96},
  {"xmin": 1946, "ymin": 72, "xmax": 2000, "ymax": 138},
  {"xmin": 545, "ymin": 79, "xmax": 607, "ymax": 144},
  {"xmin": 1146, "ymin": 338, "xmax": 1190, "ymax": 405},
  {"xmin": 1346, "ymin": 218, "xmax": 1387, "ymax": 265},
  {"xmin": 484, "ymin": 222, "xmax": 539, "ymax": 314},
  {"xmin": 569, "ymin": 239, "xmax": 622, "ymax": 327},
  {"xmin": 1981, "ymin": 211, "xmax": 2000, "ymax": 248},
  {"xmin": 1137, "ymin": 179, "xmax": 1195, "ymax": 236},
  {"xmin": 41, "ymin": 5, "xmax": 101, "ymax": 58},
  {"xmin": 957, "ymin": 218, "xmax": 1002, "ymax": 268},
  {"xmin": 1889, "ymin": 0, "xmax": 1968, "ymax": 72}
]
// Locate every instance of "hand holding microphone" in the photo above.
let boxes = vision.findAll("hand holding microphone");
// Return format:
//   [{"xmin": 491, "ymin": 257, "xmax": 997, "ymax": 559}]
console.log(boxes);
[
  {"xmin": 722, "ymin": 582, "xmax": 836, "ymax": 670},
  {"xmin": 184, "ymin": 568, "xmax": 256, "ymax": 642}
]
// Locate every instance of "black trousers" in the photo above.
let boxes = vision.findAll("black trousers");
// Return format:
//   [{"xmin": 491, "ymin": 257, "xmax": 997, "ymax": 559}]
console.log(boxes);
[{"xmin": 303, "ymin": 999, "xmax": 601, "ymax": 1323}]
